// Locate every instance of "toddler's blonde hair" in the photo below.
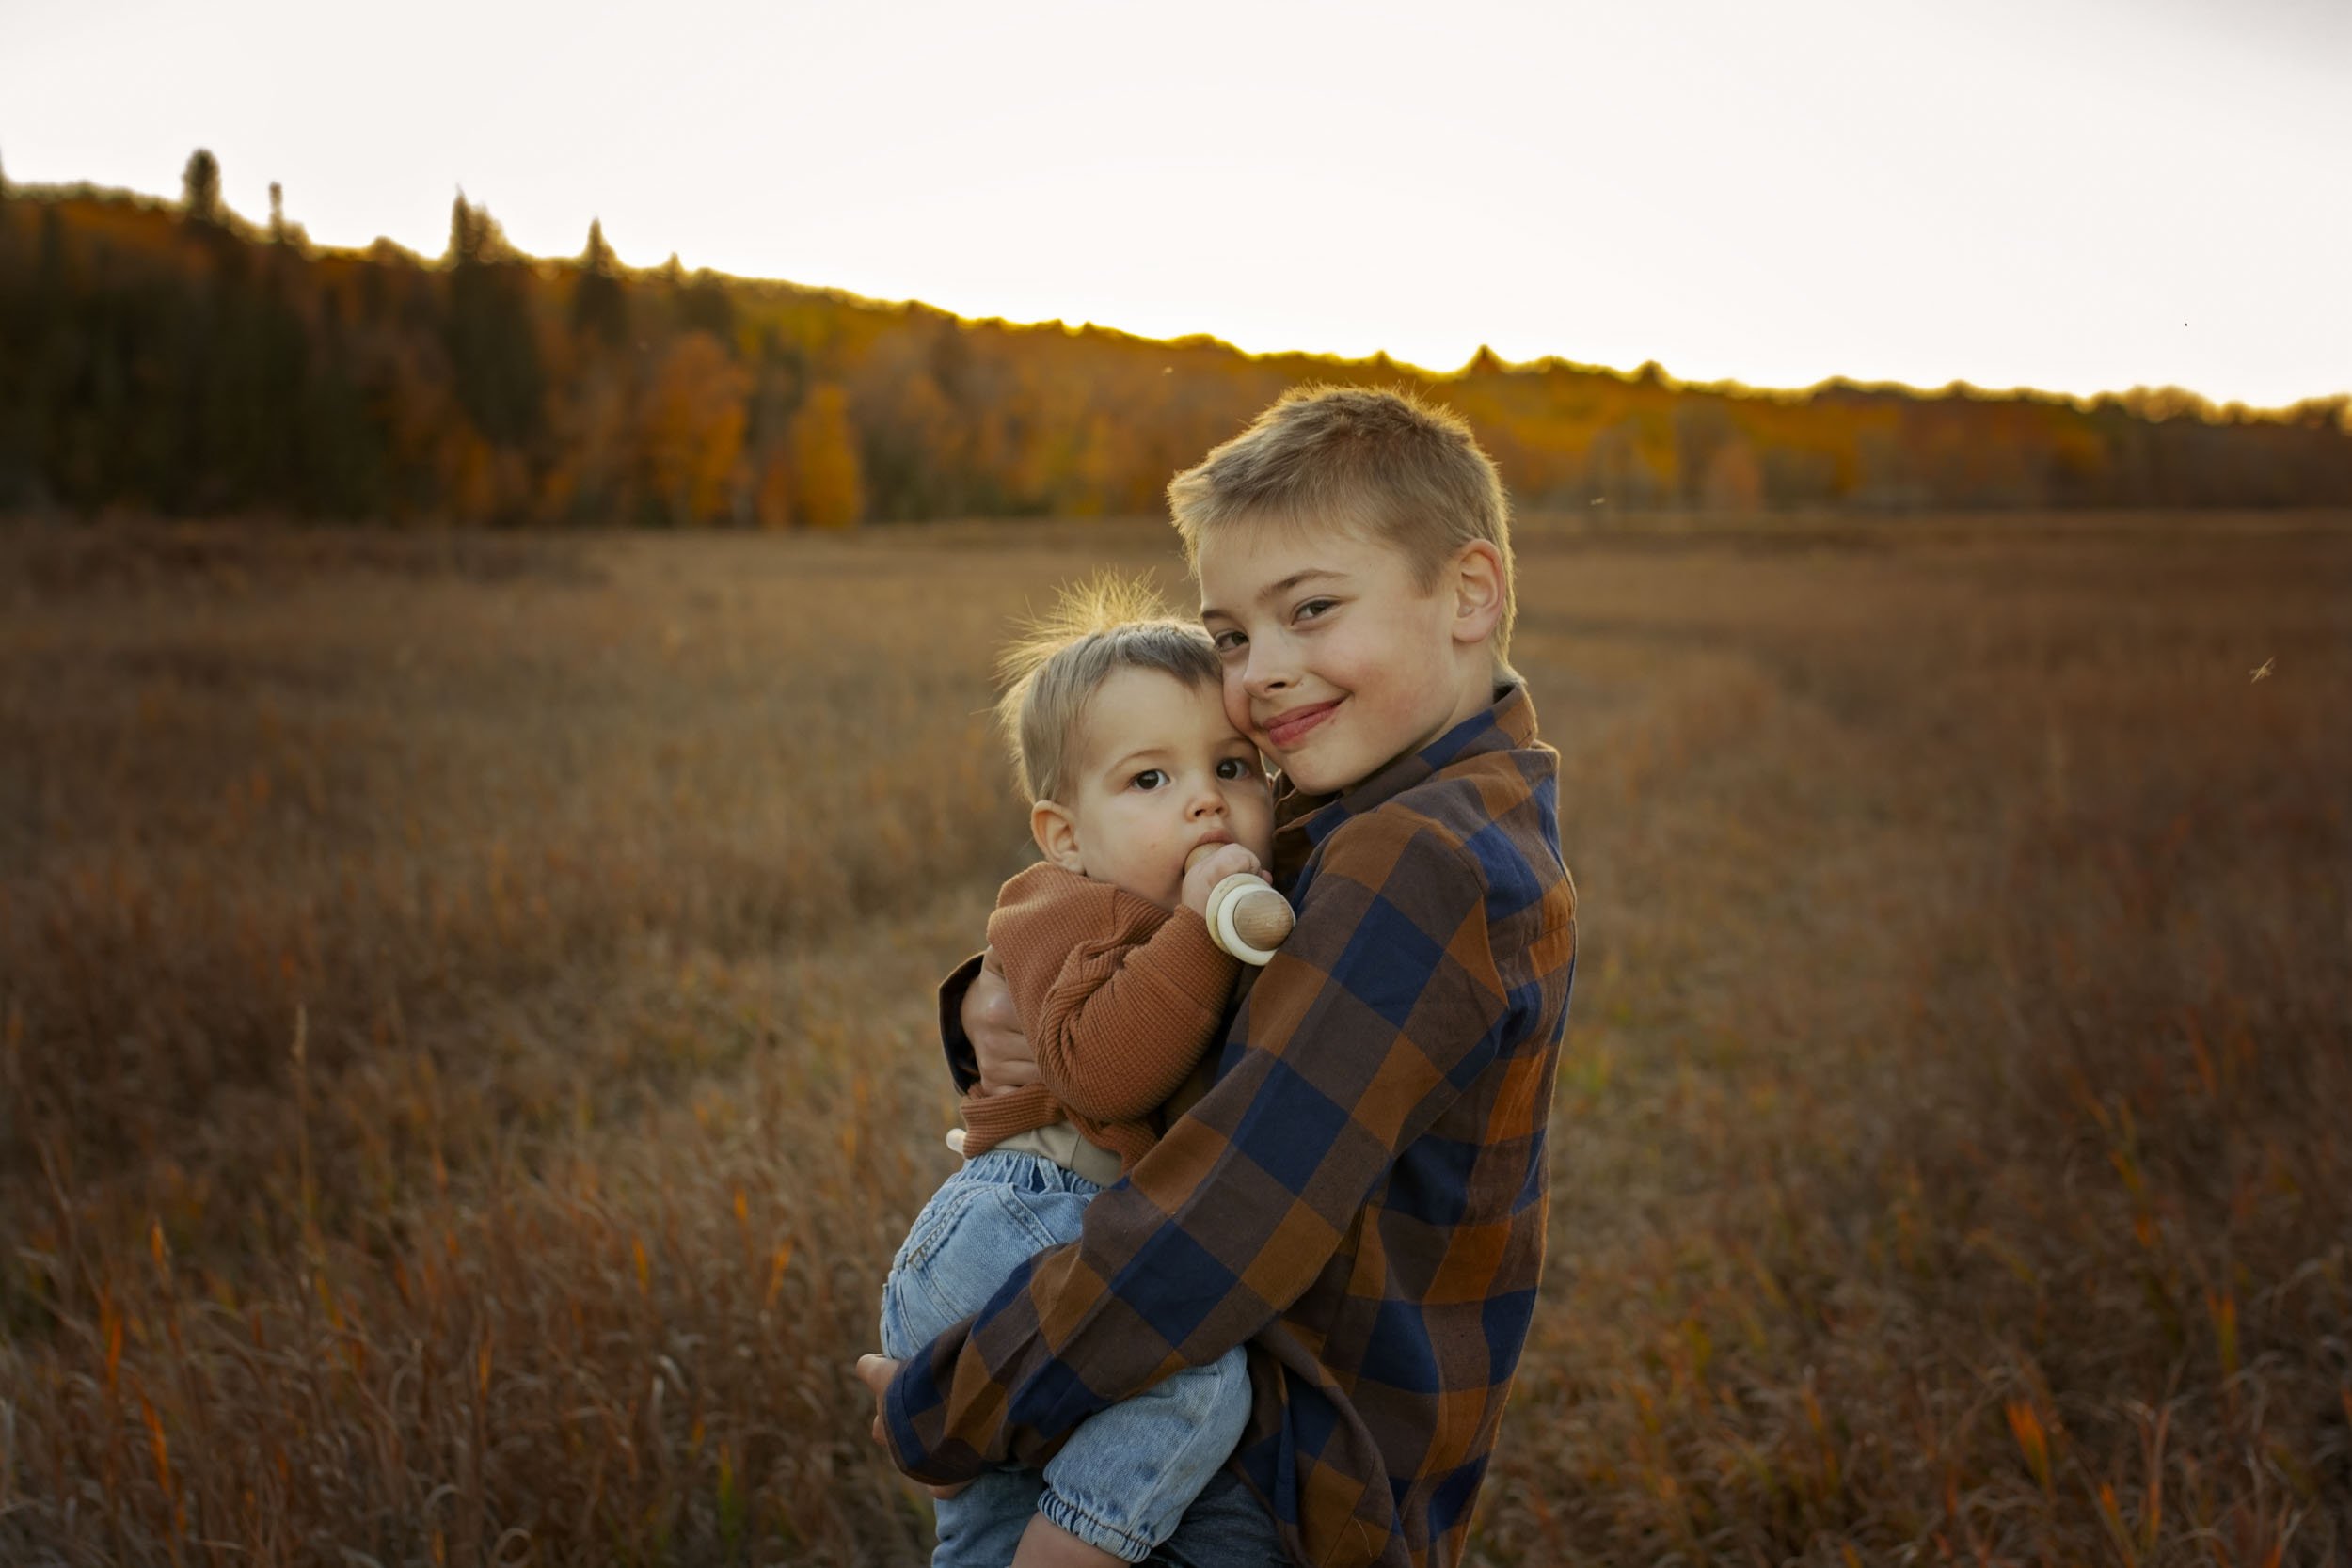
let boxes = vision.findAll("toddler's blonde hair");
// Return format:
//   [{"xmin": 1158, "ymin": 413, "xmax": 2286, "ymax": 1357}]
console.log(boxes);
[{"xmin": 997, "ymin": 573, "xmax": 1225, "ymax": 804}]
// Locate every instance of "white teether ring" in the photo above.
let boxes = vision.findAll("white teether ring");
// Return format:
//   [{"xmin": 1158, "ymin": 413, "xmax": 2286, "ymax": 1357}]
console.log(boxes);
[{"xmin": 1209, "ymin": 872, "xmax": 1281, "ymax": 966}]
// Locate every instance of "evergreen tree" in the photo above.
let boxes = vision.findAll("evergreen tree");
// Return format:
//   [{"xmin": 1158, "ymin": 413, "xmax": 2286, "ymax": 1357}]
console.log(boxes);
[
  {"xmin": 572, "ymin": 217, "xmax": 628, "ymax": 348},
  {"xmin": 443, "ymin": 192, "xmax": 545, "ymax": 451},
  {"xmin": 182, "ymin": 148, "xmax": 222, "ymax": 225},
  {"xmin": 36, "ymin": 200, "xmax": 61, "ymax": 284},
  {"xmin": 446, "ymin": 190, "xmax": 517, "ymax": 266},
  {"xmin": 269, "ymin": 182, "xmax": 286, "ymax": 245},
  {"xmin": 677, "ymin": 267, "xmax": 733, "ymax": 341}
]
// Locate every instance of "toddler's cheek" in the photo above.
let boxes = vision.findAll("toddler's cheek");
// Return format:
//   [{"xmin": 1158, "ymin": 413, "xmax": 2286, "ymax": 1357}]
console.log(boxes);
[{"xmin": 1220, "ymin": 675, "xmax": 1254, "ymax": 738}]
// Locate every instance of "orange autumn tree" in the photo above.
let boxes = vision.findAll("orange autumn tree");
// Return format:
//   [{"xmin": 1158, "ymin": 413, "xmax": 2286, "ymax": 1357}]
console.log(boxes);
[
  {"xmin": 640, "ymin": 331, "xmax": 750, "ymax": 525},
  {"xmin": 786, "ymin": 383, "xmax": 865, "ymax": 530}
]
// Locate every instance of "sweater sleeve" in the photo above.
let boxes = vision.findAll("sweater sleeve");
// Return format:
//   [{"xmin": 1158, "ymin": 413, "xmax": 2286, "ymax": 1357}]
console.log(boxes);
[{"xmin": 986, "ymin": 864, "xmax": 1239, "ymax": 1126}]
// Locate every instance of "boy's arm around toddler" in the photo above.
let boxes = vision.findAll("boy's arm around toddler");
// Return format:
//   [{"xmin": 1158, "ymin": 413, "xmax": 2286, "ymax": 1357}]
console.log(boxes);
[{"xmin": 882, "ymin": 809, "xmax": 1534, "ymax": 1483}]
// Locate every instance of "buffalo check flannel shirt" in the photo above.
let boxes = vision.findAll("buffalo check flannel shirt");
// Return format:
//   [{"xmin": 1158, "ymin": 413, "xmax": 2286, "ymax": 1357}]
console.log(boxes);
[{"xmin": 891, "ymin": 683, "xmax": 1577, "ymax": 1568}]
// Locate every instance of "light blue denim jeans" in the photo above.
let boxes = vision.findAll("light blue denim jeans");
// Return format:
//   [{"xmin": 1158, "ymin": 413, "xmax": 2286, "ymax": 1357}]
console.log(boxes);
[{"xmin": 880, "ymin": 1148, "xmax": 1254, "ymax": 1565}]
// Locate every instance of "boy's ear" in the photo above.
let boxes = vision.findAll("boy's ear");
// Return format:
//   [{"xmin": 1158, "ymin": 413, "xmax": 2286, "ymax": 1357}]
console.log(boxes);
[
  {"xmin": 1449, "ymin": 540, "xmax": 1507, "ymax": 646},
  {"xmin": 1030, "ymin": 800, "xmax": 1085, "ymax": 873}
]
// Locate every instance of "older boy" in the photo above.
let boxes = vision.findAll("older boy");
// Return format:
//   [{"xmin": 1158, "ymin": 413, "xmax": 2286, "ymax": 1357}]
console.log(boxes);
[{"xmin": 862, "ymin": 388, "xmax": 1578, "ymax": 1568}]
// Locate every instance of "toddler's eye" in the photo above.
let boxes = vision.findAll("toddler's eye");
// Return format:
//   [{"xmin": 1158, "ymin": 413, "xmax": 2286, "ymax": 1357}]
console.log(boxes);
[
  {"xmin": 1216, "ymin": 757, "xmax": 1257, "ymax": 781},
  {"xmin": 1131, "ymin": 768, "xmax": 1168, "ymax": 791}
]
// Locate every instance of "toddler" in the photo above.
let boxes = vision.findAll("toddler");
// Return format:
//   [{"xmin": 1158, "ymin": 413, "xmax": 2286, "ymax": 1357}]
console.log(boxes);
[{"xmin": 878, "ymin": 577, "xmax": 1274, "ymax": 1567}]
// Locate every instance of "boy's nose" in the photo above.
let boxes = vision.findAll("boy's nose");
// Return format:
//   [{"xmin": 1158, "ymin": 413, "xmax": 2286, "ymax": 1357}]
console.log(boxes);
[
  {"xmin": 1187, "ymin": 785, "xmax": 1227, "ymax": 817},
  {"xmin": 1244, "ymin": 647, "xmax": 1295, "ymax": 695}
]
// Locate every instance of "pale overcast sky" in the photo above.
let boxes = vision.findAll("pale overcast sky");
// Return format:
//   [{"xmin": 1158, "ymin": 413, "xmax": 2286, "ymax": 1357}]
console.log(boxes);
[{"xmin": 5, "ymin": 0, "xmax": 2345, "ymax": 406}]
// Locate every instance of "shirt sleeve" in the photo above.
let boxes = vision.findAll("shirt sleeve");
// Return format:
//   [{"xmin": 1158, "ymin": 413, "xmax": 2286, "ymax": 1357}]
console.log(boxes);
[
  {"xmin": 936, "ymin": 951, "xmax": 989, "ymax": 1095},
  {"xmin": 882, "ymin": 818, "xmax": 1511, "ymax": 1481}
]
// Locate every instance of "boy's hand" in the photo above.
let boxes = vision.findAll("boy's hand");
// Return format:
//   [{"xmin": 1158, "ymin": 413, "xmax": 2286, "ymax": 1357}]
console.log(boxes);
[
  {"xmin": 962, "ymin": 959, "xmax": 1039, "ymax": 1096},
  {"xmin": 853, "ymin": 1354, "xmax": 969, "ymax": 1498},
  {"xmin": 1182, "ymin": 843, "xmax": 1263, "ymax": 919}
]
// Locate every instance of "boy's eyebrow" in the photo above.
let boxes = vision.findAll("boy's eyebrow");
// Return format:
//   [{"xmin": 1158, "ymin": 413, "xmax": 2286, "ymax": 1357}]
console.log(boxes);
[{"xmin": 1200, "ymin": 568, "xmax": 1348, "ymax": 621}]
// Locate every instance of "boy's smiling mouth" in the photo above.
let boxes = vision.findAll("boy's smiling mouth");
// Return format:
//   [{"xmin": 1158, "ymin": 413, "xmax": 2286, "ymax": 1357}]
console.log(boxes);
[{"xmin": 1263, "ymin": 700, "xmax": 1340, "ymax": 751}]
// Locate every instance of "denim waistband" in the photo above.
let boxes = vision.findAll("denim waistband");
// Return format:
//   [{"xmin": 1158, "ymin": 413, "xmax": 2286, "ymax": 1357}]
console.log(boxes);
[{"xmin": 949, "ymin": 1148, "xmax": 1105, "ymax": 1197}]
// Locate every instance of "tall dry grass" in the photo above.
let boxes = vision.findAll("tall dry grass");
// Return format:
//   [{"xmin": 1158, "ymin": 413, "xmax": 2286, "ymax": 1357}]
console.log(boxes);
[
  {"xmin": 1477, "ymin": 520, "xmax": 2352, "ymax": 1565},
  {"xmin": 2, "ymin": 515, "xmax": 2346, "ymax": 1565}
]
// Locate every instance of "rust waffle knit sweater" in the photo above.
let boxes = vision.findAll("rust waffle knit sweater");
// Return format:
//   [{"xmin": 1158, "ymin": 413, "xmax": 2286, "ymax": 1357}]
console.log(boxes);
[{"xmin": 959, "ymin": 862, "xmax": 1239, "ymax": 1176}]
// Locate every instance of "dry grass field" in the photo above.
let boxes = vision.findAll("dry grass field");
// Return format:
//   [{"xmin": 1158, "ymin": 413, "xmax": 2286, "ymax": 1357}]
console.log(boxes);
[{"xmin": 3, "ymin": 513, "xmax": 2347, "ymax": 1566}]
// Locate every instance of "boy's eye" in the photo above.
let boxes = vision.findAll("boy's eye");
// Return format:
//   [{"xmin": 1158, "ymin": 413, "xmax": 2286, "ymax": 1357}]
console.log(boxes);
[
  {"xmin": 1131, "ymin": 768, "xmax": 1168, "ymax": 791},
  {"xmin": 1216, "ymin": 757, "xmax": 1256, "ymax": 781},
  {"xmin": 1210, "ymin": 629, "xmax": 1247, "ymax": 654}
]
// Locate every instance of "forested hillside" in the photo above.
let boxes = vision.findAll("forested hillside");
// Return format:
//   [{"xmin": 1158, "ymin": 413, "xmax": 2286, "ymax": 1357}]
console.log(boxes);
[{"xmin": 4, "ymin": 153, "xmax": 2347, "ymax": 526}]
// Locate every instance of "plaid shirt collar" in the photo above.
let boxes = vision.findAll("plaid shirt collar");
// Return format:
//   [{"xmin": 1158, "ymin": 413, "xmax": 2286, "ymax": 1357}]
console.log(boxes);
[{"xmin": 1272, "ymin": 680, "xmax": 1534, "ymax": 884}]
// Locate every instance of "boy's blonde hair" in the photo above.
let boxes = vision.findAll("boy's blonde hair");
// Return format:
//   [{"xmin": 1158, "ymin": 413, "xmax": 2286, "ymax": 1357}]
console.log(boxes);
[
  {"xmin": 1167, "ymin": 385, "xmax": 1518, "ymax": 665},
  {"xmin": 996, "ymin": 573, "xmax": 1225, "ymax": 804}
]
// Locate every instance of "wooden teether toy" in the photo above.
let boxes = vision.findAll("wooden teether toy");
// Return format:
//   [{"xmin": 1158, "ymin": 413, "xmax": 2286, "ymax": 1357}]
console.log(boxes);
[{"xmin": 1185, "ymin": 845, "xmax": 1295, "ymax": 966}]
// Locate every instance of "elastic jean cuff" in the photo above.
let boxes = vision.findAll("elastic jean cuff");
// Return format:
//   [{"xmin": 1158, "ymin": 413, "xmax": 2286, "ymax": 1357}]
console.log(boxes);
[{"xmin": 1036, "ymin": 1487, "xmax": 1157, "ymax": 1564}]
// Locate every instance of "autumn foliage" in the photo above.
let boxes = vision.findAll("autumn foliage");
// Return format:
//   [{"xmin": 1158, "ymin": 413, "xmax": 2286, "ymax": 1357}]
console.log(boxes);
[{"xmin": 3, "ymin": 161, "xmax": 2348, "ymax": 528}]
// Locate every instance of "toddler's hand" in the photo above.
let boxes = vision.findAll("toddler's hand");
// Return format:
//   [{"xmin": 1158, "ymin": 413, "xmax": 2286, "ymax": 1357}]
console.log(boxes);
[{"xmin": 1182, "ymin": 842, "xmax": 1263, "ymax": 918}]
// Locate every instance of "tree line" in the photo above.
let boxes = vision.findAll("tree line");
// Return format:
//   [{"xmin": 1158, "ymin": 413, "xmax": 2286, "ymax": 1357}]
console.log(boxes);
[{"xmin": 3, "ymin": 150, "xmax": 2347, "ymax": 528}]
